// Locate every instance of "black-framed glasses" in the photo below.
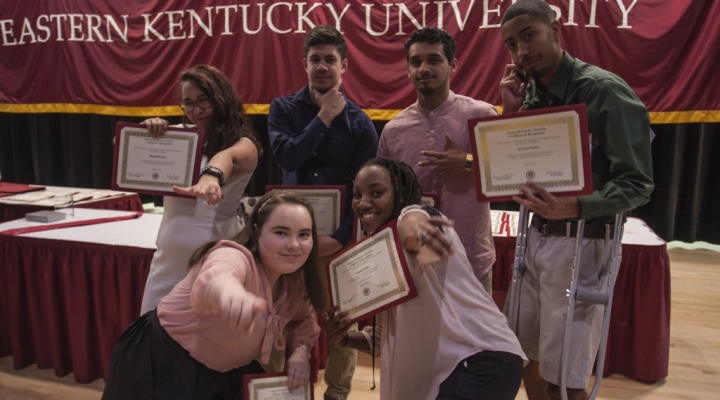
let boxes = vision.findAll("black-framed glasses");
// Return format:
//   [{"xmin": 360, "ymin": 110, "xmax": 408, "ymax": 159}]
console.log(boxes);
[{"xmin": 179, "ymin": 98, "xmax": 212, "ymax": 112}]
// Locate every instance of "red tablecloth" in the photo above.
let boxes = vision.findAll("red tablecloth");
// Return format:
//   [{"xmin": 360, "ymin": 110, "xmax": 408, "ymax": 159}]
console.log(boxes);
[
  {"xmin": 0, "ymin": 193, "xmax": 144, "ymax": 223},
  {"xmin": 0, "ymin": 236, "xmax": 153, "ymax": 383}
]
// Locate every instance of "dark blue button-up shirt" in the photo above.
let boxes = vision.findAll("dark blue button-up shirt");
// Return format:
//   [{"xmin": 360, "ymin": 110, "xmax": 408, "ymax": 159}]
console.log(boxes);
[{"xmin": 268, "ymin": 84, "xmax": 378, "ymax": 245}]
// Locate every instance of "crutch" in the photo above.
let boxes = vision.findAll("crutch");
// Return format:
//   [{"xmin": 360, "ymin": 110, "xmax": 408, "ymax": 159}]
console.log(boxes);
[
  {"xmin": 503, "ymin": 205, "xmax": 530, "ymax": 333},
  {"xmin": 558, "ymin": 212, "xmax": 624, "ymax": 400}
]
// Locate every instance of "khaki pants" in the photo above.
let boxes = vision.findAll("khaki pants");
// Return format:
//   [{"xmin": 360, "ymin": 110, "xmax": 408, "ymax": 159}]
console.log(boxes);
[
  {"xmin": 480, "ymin": 268, "xmax": 492, "ymax": 295},
  {"xmin": 260, "ymin": 326, "xmax": 357, "ymax": 400},
  {"xmin": 323, "ymin": 324, "xmax": 358, "ymax": 400}
]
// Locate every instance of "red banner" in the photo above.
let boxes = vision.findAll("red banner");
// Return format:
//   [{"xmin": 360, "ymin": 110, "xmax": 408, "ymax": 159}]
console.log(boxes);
[{"xmin": 1, "ymin": 1, "xmax": 718, "ymax": 123}]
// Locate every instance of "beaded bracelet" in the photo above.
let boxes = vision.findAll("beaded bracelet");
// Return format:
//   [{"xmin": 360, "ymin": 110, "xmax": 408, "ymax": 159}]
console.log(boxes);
[{"xmin": 201, "ymin": 166, "xmax": 225, "ymax": 187}]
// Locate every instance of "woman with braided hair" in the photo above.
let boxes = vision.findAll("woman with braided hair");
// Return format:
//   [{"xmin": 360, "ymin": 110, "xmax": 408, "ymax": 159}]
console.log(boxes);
[{"xmin": 323, "ymin": 157, "xmax": 527, "ymax": 400}]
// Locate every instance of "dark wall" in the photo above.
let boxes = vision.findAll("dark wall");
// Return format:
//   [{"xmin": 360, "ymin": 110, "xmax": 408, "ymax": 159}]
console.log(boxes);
[{"xmin": 0, "ymin": 113, "xmax": 717, "ymax": 243}]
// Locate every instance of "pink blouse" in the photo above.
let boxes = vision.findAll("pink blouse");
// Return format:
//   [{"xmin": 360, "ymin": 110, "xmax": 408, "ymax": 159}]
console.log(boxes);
[{"xmin": 157, "ymin": 240, "xmax": 320, "ymax": 372}]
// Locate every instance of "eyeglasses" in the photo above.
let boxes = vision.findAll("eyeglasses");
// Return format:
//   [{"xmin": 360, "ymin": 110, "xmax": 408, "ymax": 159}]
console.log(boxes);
[{"xmin": 179, "ymin": 98, "xmax": 212, "ymax": 112}]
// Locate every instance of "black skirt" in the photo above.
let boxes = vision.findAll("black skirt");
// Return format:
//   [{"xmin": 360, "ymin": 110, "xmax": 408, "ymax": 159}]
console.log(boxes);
[{"xmin": 102, "ymin": 310, "xmax": 264, "ymax": 400}]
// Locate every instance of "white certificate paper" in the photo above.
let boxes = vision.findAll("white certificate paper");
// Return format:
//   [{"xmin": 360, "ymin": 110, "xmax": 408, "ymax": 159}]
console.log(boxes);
[
  {"xmin": 246, "ymin": 376, "xmax": 310, "ymax": 400},
  {"xmin": 266, "ymin": 186, "xmax": 343, "ymax": 237},
  {"xmin": 113, "ymin": 124, "xmax": 201, "ymax": 194},
  {"xmin": 469, "ymin": 105, "xmax": 592, "ymax": 201},
  {"xmin": 327, "ymin": 223, "xmax": 416, "ymax": 323}
]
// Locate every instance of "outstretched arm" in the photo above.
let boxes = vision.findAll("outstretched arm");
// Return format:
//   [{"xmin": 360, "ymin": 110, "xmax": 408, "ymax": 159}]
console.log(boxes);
[{"xmin": 173, "ymin": 138, "xmax": 258, "ymax": 205}]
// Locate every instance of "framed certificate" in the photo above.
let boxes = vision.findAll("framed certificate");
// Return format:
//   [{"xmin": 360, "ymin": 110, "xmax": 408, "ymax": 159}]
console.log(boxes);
[
  {"xmin": 326, "ymin": 221, "xmax": 417, "ymax": 324},
  {"xmin": 111, "ymin": 122, "xmax": 204, "ymax": 197},
  {"xmin": 265, "ymin": 185, "xmax": 345, "ymax": 237},
  {"xmin": 243, "ymin": 372, "xmax": 312, "ymax": 400},
  {"xmin": 468, "ymin": 105, "xmax": 593, "ymax": 202}
]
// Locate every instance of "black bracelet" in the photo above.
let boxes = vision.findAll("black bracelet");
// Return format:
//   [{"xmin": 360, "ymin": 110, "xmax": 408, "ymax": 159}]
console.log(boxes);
[
  {"xmin": 340, "ymin": 331, "xmax": 349, "ymax": 347},
  {"xmin": 200, "ymin": 166, "xmax": 225, "ymax": 187}
]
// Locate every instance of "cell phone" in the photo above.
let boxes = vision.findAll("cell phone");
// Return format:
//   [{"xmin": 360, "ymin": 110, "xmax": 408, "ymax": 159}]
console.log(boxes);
[{"xmin": 514, "ymin": 61, "xmax": 528, "ymax": 83}]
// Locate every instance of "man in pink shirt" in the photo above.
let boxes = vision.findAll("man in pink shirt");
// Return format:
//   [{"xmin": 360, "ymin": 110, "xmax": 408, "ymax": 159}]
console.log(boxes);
[{"xmin": 378, "ymin": 27, "xmax": 497, "ymax": 293}]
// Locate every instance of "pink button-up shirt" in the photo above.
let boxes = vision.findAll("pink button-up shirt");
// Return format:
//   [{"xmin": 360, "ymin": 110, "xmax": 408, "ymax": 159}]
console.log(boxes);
[
  {"xmin": 157, "ymin": 241, "xmax": 319, "ymax": 372},
  {"xmin": 378, "ymin": 91, "xmax": 497, "ymax": 280}
]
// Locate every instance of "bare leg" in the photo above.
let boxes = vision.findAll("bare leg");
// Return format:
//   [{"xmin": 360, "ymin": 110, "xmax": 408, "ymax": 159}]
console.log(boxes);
[
  {"xmin": 523, "ymin": 361, "xmax": 549, "ymax": 400},
  {"xmin": 547, "ymin": 383, "xmax": 588, "ymax": 400}
]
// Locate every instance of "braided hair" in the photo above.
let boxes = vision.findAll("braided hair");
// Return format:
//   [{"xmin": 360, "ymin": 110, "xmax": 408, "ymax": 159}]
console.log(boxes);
[{"xmin": 361, "ymin": 158, "xmax": 423, "ymax": 221}]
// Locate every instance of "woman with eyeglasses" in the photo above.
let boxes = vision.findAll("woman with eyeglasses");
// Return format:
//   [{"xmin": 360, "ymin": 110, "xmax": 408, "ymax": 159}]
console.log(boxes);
[{"xmin": 139, "ymin": 65, "xmax": 263, "ymax": 315}]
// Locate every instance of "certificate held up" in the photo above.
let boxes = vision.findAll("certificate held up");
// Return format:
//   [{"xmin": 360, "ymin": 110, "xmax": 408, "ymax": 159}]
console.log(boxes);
[
  {"xmin": 467, "ymin": 104, "xmax": 593, "ymax": 203},
  {"xmin": 326, "ymin": 220, "xmax": 417, "ymax": 324},
  {"xmin": 111, "ymin": 122, "xmax": 205, "ymax": 197}
]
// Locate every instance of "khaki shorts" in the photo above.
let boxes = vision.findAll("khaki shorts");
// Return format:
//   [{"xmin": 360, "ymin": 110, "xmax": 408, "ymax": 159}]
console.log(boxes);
[{"xmin": 516, "ymin": 226, "xmax": 612, "ymax": 388}]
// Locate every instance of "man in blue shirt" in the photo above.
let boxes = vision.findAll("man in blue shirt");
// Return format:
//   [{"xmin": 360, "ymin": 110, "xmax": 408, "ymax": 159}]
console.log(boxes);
[
  {"xmin": 268, "ymin": 25, "xmax": 377, "ymax": 400},
  {"xmin": 268, "ymin": 25, "xmax": 378, "ymax": 258}
]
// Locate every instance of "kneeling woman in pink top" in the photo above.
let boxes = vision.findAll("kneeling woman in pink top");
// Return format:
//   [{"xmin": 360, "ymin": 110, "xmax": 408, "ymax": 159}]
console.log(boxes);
[
  {"xmin": 103, "ymin": 191, "xmax": 325, "ymax": 400},
  {"xmin": 324, "ymin": 158, "xmax": 528, "ymax": 400}
]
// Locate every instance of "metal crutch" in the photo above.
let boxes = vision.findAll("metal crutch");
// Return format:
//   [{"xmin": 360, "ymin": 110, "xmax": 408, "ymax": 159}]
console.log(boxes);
[
  {"xmin": 558, "ymin": 212, "xmax": 624, "ymax": 400},
  {"xmin": 503, "ymin": 205, "xmax": 530, "ymax": 333}
]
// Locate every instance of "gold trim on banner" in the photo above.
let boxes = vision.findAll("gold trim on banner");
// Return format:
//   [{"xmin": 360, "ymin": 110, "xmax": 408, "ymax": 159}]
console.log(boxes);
[
  {"xmin": 1, "ymin": 103, "xmax": 719, "ymax": 123},
  {"xmin": 496, "ymin": 106, "xmax": 720, "ymax": 124}
]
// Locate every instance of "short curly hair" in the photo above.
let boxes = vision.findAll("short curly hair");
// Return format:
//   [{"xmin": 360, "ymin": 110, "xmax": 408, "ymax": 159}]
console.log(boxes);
[
  {"xmin": 404, "ymin": 27, "xmax": 456, "ymax": 62},
  {"xmin": 303, "ymin": 24, "xmax": 347, "ymax": 60},
  {"xmin": 501, "ymin": 0, "xmax": 556, "ymax": 26}
]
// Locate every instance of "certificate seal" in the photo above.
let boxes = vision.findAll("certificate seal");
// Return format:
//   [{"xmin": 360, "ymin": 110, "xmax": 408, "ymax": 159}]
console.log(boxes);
[
  {"xmin": 363, "ymin": 287, "xmax": 370, "ymax": 296},
  {"xmin": 526, "ymin": 170, "xmax": 535, "ymax": 179},
  {"xmin": 152, "ymin": 172, "xmax": 159, "ymax": 180}
]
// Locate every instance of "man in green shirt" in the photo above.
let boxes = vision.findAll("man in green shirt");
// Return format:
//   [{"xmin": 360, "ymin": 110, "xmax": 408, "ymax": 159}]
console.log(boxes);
[{"xmin": 499, "ymin": 1, "xmax": 654, "ymax": 399}]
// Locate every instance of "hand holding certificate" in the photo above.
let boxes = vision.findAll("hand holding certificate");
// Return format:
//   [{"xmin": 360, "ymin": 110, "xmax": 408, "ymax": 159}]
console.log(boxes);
[
  {"xmin": 326, "ymin": 221, "xmax": 417, "ymax": 324},
  {"xmin": 111, "ymin": 122, "xmax": 204, "ymax": 197},
  {"xmin": 243, "ymin": 373, "xmax": 312, "ymax": 400},
  {"xmin": 468, "ymin": 104, "xmax": 593, "ymax": 202}
]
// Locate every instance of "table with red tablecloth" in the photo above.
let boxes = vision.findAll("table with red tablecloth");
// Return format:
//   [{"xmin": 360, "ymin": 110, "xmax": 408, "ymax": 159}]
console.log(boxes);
[
  {"xmin": 0, "ymin": 209, "xmax": 669, "ymax": 385},
  {"xmin": 0, "ymin": 185, "xmax": 144, "ymax": 223}
]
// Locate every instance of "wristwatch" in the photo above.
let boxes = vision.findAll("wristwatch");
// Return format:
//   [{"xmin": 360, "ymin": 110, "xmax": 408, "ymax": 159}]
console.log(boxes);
[{"xmin": 464, "ymin": 153, "xmax": 473, "ymax": 172}]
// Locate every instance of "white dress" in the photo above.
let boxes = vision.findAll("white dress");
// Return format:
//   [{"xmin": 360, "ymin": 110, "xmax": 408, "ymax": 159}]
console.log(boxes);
[{"xmin": 140, "ymin": 144, "xmax": 254, "ymax": 315}]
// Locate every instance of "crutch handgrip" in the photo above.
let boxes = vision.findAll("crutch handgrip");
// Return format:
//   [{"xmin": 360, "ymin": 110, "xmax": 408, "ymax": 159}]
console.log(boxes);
[{"xmin": 576, "ymin": 289, "xmax": 608, "ymax": 305}]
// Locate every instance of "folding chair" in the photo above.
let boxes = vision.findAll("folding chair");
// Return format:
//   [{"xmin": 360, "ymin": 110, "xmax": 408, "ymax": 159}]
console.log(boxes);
[{"xmin": 504, "ymin": 209, "xmax": 625, "ymax": 400}]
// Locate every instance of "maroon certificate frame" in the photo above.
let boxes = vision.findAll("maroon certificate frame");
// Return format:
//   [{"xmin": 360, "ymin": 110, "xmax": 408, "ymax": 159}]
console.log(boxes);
[
  {"xmin": 326, "ymin": 220, "xmax": 418, "ymax": 325},
  {"xmin": 242, "ymin": 372, "xmax": 313, "ymax": 400},
  {"xmin": 111, "ymin": 122, "xmax": 204, "ymax": 198},
  {"xmin": 265, "ymin": 185, "xmax": 346, "ymax": 220},
  {"xmin": 467, "ymin": 104, "xmax": 593, "ymax": 203},
  {"xmin": 265, "ymin": 185, "xmax": 346, "ymax": 238}
]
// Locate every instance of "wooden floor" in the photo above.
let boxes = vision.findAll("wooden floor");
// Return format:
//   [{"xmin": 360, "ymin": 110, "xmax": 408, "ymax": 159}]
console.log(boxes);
[{"xmin": 1, "ymin": 247, "xmax": 718, "ymax": 399}]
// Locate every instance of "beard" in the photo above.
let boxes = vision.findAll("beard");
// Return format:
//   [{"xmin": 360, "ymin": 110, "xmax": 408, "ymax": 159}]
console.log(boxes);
[{"xmin": 416, "ymin": 74, "xmax": 448, "ymax": 96}]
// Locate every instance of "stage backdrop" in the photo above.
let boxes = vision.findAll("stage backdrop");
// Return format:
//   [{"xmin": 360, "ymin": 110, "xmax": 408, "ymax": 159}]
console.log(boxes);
[{"xmin": 1, "ymin": 0, "xmax": 718, "ymax": 123}]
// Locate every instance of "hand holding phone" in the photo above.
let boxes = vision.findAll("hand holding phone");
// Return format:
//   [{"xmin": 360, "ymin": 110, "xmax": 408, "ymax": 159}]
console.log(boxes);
[
  {"xmin": 514, "ymin": 62, "xmax": 528, "ymax": 83},
  {"xmin": 500, "ymin": 62, "xmax": 529, "ymax": 113}
]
